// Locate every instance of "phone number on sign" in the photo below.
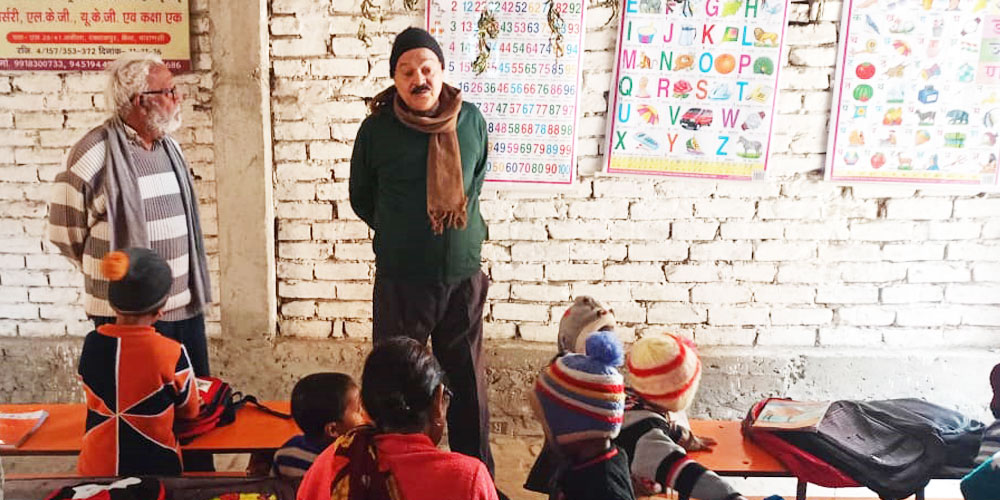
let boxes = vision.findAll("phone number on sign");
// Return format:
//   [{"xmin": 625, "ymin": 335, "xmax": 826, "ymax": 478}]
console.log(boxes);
[
  {"xmin": 477, "ymin": 102, "xmax": 574, "ymax": 117},
  {"xmin": 487, "ymin": 161, "xmax": 572, "ymax": 175},
  {"xmin": 488, "ymin": 121, "xmax": 574, "ymax": 136},
  {"xmin": 460, "ymin": 81, "xmax": 575, "ymax": 96},
  {"xmin": 491, "ymin": 141, "xmax": 573, "ymax": 156}
]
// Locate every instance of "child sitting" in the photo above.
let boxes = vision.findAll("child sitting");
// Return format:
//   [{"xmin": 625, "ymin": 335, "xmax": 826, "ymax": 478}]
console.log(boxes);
[
  {"xmin": 527, "ymin": 296, "xmax": 745, "ymax": 500},
  {"xmin": 530, "ymin": 331, "xmax": 635, "ymax": 500},
  {"xmin": 268, "ymin": 372, "xmax": 366, "ymax": 478},
  {"xmin": 77, "ymin": 248, "xmax": 200, "ymax": 476},
  {"xmin": 623, "ymin": 333, "xmax": 746, "ymax": 500}
]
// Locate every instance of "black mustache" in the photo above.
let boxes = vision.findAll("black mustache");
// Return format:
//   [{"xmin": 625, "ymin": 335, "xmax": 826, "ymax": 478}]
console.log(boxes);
[{"xmin": 410, "ymin": 85, "xmax": 431, "ymax": 94}]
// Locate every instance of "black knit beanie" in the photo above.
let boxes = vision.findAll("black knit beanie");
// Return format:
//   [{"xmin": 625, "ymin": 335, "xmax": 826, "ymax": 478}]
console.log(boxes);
[
  {"xmin": 100, "ymin": 248, "xmax": 172, "ymax": 315},
  {"xmin": 390, "ymin": 27, "xmax": 445, "ymax": 77}
]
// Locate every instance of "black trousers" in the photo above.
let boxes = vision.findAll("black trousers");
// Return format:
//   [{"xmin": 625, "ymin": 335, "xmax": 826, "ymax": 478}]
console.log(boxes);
[
  {"xmin": 92, "ymin": 313, "xmax": 210, "ymax": 377},
  {"xmin": 91, "ymin": 313, "xmax": 213, "ymax": 472},
  {"xmin": 373, "ymin": 271, "xmax": 495, "ymax": 475}
]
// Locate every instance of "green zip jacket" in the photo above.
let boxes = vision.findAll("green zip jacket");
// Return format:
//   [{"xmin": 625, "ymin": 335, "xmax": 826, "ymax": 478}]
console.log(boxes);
[{"xmin": 349, "ymin": 101, "xmax": 489, "ymax": 284}]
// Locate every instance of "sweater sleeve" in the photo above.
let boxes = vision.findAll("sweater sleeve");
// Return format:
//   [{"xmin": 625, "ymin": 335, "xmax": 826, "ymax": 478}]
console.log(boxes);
[
  {"xmin": 470, "ymin": 461, "xmax": 500, "ymax": 500},
  {"xmin": 470, "ymin": 107, "xmax": 489, "ymax": 201},
  {"xmin": 173, "ymin": 345, "xmax": 200, "ymax": 420},
  {"xmin": 48, "ymin": 137, "xmax": 104, "ymax": 266},
  {"xmin": 349, "ymin": 118, "xmax": 377, "ymax": 229},
  {"xmin": 631, "ymin": 426, "xmax": 740, "ymax": 500}
]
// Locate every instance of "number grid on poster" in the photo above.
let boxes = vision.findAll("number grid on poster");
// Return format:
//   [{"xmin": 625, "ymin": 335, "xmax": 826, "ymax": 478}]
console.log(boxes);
[{"xmin": 427, "ymin": 0, "xmax": 586, "ymax": 187}]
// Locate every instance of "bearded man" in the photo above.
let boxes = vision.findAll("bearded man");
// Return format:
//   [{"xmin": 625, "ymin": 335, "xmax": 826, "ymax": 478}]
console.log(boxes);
[
  {"xmin": 350, "ymin": 28, "xmax": 496, "ymax": 476},
  {"xmin": 48, "ymin": 52, "xmax": 212, "ymax": 377}
]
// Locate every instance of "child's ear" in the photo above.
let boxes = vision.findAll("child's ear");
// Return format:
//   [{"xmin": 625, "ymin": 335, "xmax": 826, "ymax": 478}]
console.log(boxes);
[
  {"xmin": 154, "ymin": 308, "xmax": 164, "ymax": 321},
  {"xmin": 324, "ymin": 421, "xmax": 339, "ymax": 439}
]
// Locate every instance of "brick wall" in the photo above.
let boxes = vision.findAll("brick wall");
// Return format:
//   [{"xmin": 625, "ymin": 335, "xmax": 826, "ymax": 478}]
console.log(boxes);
[
  {"xmin": 269, "ymin": 0, "xmax": 1000, "ymax": 351},
  {"xmin": 0, "ymin": 0, "xmax": 221, "ymax": 339}
]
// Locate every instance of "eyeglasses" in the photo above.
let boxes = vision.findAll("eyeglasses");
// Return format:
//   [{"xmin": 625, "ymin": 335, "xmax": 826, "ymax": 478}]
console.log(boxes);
[{"xmin": 137, "ymin": 86, "xmax": 179, "ymax": 99}]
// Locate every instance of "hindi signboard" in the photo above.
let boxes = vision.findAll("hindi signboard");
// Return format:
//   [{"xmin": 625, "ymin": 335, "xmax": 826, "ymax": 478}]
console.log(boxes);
[
  {"xmin": 427, "ymin": 0, "xmax": 586, "ymax": 187},
  {"xmin": 603, "ymin": 0, "xmax": 790, "ymax": 180},
  {"xmin": 0, "ymin": 1, "xmax": 190, "ymax": 72},
  {"xmin": 826, "ymin": 0, "xmax": 1000, "ymax": 186}
]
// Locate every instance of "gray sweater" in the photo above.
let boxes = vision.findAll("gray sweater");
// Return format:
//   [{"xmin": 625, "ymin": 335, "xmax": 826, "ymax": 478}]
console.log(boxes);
[{"xmin": 616, "ymin": 409, "xmax": 741, "ymax": 500}]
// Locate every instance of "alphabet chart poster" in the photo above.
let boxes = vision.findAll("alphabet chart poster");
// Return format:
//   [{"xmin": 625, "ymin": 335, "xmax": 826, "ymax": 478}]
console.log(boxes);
[
  {"xmin": 826, "ymin": 0, "xmax": 1000, "ymax": 186},
  {"xmin": 427, "ymin": 0, "xmax": 586, "ymax": 187},
  {"xmin": 603, "ymin": 0, "xmax": 789, "ymax": 180}
]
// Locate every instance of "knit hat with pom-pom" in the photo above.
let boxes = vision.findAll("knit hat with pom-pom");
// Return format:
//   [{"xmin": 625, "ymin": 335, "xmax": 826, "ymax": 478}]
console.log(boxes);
[
  {"xmin": 100, "ymin": 248, "xmax": 172, "ymax": 315},
  {"xmin": 558, "ymin": 296, "xmax": 616, "ymax": 355},
  {"xmin": 627, "ymin": 333, "xmax": 701, "ymax": 412},
  {"xmin": 531, "ymin": 330, "xmax": 626, "ymax": 445}
]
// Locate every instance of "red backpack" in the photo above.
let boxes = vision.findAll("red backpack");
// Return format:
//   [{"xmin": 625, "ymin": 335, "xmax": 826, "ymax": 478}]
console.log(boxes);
[
  {"xmin": 742, "ymin": 397, "xmax": 860, "ymax": 488},
  {"xmin": 175, "ymin": 377, "xmax": 291, "ymax": 443}
]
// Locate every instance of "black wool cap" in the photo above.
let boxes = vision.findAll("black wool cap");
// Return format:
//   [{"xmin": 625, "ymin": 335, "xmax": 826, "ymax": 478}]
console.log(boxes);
[
  {"xmin": 390, "ymin": 27, "xmax": 445, "ymax": 77},
  {"xmin": 101, "ymin": 247, "xmax": 172, "ymax": 315}
]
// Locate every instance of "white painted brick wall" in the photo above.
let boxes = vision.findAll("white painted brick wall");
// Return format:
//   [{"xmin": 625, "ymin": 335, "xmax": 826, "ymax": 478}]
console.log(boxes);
[
  {"xmin": 0, "ymin": 4, "xmax": 220, "ymax": 338},
  {"xmin": 257, "ymin": 0, "xmax": 1000, "ymax": 348}
]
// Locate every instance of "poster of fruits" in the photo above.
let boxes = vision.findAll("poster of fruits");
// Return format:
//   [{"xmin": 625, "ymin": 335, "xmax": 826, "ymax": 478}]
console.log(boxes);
[
  {"xmin": 427, "ymin": 0, "xmax": 586, "ymax": 187},
  {"xmin": 603, "ymin": 0, "xmax": 790, "ymax": 180},
  {"xmin": 826, "ymin": 0, "xmax": 1000, "ymax": 186}
]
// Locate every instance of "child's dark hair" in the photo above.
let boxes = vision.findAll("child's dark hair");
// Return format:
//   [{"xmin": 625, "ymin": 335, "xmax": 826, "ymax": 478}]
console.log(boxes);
[
  {"xmin": 361, "ymin": 337, "xmax": 445, "ymax": 432},
  {"xmin": 290, "ymin": 372, "xmax": 357, "ymax": 439}
]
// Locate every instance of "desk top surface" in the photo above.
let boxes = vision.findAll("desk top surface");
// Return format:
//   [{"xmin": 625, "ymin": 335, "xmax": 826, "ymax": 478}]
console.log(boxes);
[
  {"xmin": 688, "ymin": 420, "xmax": 788, "ymax": 475},
  {"xmin": 2, "ymin": 404, "xmax": 789, "ymax": 476},
  {"xmin": 1, "ymin": 402, "xmax": 300, "ymax": 456}
]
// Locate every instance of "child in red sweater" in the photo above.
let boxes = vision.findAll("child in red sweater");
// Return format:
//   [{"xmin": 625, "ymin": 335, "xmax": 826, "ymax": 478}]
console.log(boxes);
[
  {"xmin": 77, "ymin": 249, "xmax": 200, "ymax": 476},
  {"xmin": 298, "ymin": 337, "xmax": 497, "ymax": 500}
]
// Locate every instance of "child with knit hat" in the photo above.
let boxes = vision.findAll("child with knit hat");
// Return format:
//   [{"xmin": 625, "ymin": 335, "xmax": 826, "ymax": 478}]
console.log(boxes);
[
  {"xmin": 530, "ymin": 330, "xmax": 635, "ymax": 500},
  {"xmin": 526, "ymin": 296, "xmax": 744, "ymax": 500},
  {"xmin": 622, "ymin": 333, "xmax": 745, "ymax": 500},
  {"xmin": 76, "ymin": 248, "xmax": 200, "ymax": 476}
]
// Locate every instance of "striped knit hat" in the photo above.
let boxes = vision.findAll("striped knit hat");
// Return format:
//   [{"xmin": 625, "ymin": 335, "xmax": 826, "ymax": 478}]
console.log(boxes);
[
  {"xmin": 531, "ymin": 331, "xmax": 626, "ymax": 445},
  {"xmin": 558, "ymin": 296, "xmax": 617, "ymax": 355},
  {"xmin": 626, "ymin": 333, "xmax": 701, "ymax": 412}
]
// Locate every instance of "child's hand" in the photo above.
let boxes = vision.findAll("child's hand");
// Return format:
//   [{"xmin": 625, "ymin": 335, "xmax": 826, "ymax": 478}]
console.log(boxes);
[
  {"xmin": 246, "ymin": 451, "xmax": 272, "ymax": 477},
  {"xmin": 685, "ymin": 434, "xmax": 718, "ymax": 452},
  {"xmin": 631, "ymin": 474, "xmax": 662, "ymax": 496}
]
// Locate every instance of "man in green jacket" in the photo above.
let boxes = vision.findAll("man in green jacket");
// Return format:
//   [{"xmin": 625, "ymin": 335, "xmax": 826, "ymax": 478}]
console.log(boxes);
[{"xmin": 349, "ymin": 27, "xmax": 494, "ymax": 475}]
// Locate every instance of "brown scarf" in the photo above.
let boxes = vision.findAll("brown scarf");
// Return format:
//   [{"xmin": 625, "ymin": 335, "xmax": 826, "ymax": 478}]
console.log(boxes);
[{"xmin": 389, "ymin": 84, "xmax": 467, "ymax": 235}]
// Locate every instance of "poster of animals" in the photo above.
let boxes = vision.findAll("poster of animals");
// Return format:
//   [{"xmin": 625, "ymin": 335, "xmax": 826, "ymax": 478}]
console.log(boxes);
[
  {"xmin": 826, "ymin": 0, "xmax": 1000, "ymax": 186},
  {"xmin": 603, "ymin": 0, "xmax": 790, "ymax": 180},
  {"xmin": 427, "ymin": 0, "xmax": 587, "ymax": 187}
]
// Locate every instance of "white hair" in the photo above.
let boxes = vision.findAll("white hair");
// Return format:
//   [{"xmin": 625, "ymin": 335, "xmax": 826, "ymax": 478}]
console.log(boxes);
[{"xmin": 105, "ymin": 52, "xmax": 165, "ymax": 116}]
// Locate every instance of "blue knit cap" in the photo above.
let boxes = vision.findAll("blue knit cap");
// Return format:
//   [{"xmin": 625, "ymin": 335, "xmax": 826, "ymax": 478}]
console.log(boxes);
[{"xmin": 531, "ymin": 331, "xmax": 626, "ymax": 445}]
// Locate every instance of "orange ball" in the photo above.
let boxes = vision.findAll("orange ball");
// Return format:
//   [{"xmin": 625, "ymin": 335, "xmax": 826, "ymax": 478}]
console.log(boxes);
[{"xmin": 101, "ymin": 251, "xmax": 130, "ymax": 281}]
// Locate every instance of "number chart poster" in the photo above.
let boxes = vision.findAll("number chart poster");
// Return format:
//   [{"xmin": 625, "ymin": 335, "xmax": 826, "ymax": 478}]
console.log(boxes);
[
  {"xmin": 427, "ymin": 0, "xmax": 586, "ymax": 187},
  {"xmin": 0, "ymin": 1, "xmax": 190, "ymax": 72},
  {"xmin": 604, "ymin": 0, "xmax": 790, "ymax": 180},
  {"xmin": 826, "ymin": 0, "xmax": 1000, "ymax": 186}
]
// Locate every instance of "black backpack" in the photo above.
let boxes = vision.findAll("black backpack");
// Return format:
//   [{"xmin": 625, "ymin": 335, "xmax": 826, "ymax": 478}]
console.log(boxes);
[{"xmin": 776, "ymin": 398, "xmax": 983, "ymax": 500}]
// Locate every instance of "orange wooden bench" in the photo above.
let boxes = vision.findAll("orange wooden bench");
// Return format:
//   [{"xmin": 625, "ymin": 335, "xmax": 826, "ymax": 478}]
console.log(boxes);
[
  {"xmin": 0, "ymin": 402, "xmax": 298, "ymax": 457},
  {"xmin": 0, "ymin": 407, "xmax": 959, "ymax": 499}
]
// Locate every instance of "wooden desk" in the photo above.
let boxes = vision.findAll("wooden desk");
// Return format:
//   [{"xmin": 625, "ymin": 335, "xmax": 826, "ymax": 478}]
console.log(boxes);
[
  {"xmin": 0, "ymin": 402, "xmax": 300, "ymax": 456},
  {"xmin": 688, "ymin": 420, "xmax": 787, "ymax": 477}
]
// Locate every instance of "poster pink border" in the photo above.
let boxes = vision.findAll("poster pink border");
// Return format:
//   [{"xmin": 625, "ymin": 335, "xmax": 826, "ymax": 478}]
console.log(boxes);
[{"xmin": 602, "ymin": 0, "xmax": 792, "ymax": 181}]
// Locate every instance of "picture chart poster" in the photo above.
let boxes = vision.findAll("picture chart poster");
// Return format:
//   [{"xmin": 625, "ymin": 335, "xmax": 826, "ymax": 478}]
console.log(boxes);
[
  {"xmin": 427, "ymin": 0, "xmax": 587, "ymax": 187},
  {"xmin": 827, "ymin": 0, "xmax": 1000, "ymax": 186},
  {"xmin": 0, "ymin": 0, "xmax": 190, "ymax": 71},
  {"xmin": 604, "ymin": 0, "xmax": 790, "ymax": 180}
]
